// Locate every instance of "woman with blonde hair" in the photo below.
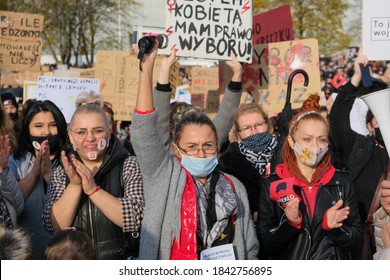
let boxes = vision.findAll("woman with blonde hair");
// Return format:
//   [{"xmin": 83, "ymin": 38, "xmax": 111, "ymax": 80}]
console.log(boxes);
[{"xmin": 219, "ymin": 103, "xmax": 277, "ymax": 220}]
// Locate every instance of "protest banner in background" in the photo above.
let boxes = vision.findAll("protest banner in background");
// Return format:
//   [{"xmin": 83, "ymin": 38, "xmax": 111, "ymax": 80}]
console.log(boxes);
[
  {"xmin": 163, "ymin": 0, "xmax": 253, "ymax": 63},
  {"xmin": 80, "ymin": 68, "xmax": 95, "ymax": 78},
  {"xmin": 191, "ymin": 66, "xmax": 219, "ymax": 95},
  {"xmin": 205, "ymin": 89, "xmax": 220, "ymax": 113},
  {"xmin": 95, "ymin": 50, "xmax": 179, "ymax": 120},
  {"xmin": 221, "ymin": 38, "xmax": 321, "ymax": 114},
  {"xmin": 0, "ymin": 70, "xmax": 41, "ymax": 87},
  {"xmin": 362, "ymin": 0, "xmax": 390, "ymax": 60},
  {"xmin": 0, "ymin": 11, "xmax": 44, "ymax": 72},
  {"xmin": 34, "ymin": 76, "xmax": 100, "ymax": 122},
  {"xmin": 252, "ymin": 4, "xmax": 294, "ymax": 44}
]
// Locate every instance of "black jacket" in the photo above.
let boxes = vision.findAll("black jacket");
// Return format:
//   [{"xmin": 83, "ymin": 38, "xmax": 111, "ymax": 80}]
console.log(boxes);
[
  {"xmin": 257, "ymin": 169, "xmax": 363, "ymax": 260},
  {"xmin": 219, "ymin": 142, "xmax": 262, "ymax": 215},
  {"xmin": 329, "ymin": 81, "xmax": 388, "ymax": 220},
  {"xmin": 67, "ymin": 135, "xmax": 129, "ymax": 259}
]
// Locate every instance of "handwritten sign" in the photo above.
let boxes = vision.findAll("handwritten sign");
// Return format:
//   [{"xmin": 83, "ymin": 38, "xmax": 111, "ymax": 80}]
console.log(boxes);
[
  {"xmin": 191, "ymin": 66, "xmax": 219, "ymax": 94},
  {"xmin": 35, "ymin": 76, "xmax": 100, "ymax": 122},
  {"xmin": 163, "ymin": 0, "xmax": 253, "ymax": 63},
  {"xmin": 252, "ymin": 4, "xmax": 294, "ymax": 44},
  {"xmin": 206, "ymin": 89, "xmax": 220, "ymax": 113},
  {"xmin": 0, "ymin": 11, "xmax": 44, "ymax": 72},
  {"xmin": 95, "ymin": 50, "xmax": 178, "ymax": 120},
  {"xmin": 362, "ymin": 0, "xmax": 390, "ymax": 60},
  {"xmin": 221, "ymin": 39, "xmax": 321, "ymax": 113}
]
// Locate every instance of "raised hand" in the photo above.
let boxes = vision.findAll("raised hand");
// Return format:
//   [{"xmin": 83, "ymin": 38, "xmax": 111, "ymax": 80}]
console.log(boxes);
[
  {"xmin": 325, "ymin": 200, "xmax": 350, "ymax": 229},
  {"xmin": 0, "ymin": 135, "xmax": 12, "ymax": 173},
  {"xmin": 158, "ymin": 47, "xmax": 178, "ymax": 84},
  {"xmin": 225, "ymin": 53, "xmax": 242, "ymax": 82}
]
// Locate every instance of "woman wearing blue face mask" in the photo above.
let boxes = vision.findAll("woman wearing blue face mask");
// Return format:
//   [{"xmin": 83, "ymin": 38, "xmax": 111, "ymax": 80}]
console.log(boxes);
[
  {"xmin": 131, "ymin": 41, "xmax": 258, "ymax": 260},
  {"xmin": 257, "ymin": 95, "xmax": 363, "ymax": 260},
  {"xmin": 219, "ymin": 103, "xmax": 278, "ymax": 221}
]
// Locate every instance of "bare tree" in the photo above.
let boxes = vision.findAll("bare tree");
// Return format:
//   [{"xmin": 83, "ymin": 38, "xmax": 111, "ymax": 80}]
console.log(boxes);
[{"xmin": 6, "ymin": 0, "xmax": 140, "ymax": 67}]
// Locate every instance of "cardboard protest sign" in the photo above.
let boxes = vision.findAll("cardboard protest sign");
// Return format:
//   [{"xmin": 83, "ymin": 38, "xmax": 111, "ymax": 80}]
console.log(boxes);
[
  {"xmin": 0, "ymin": 71, "xmax": 18, "ymax": 87},
  {"xmin": 80, "ymin": 68, "xmax": 95, "ymax": 78},
  {"xmin": 252, "ymin": 4, "xmax": 294, "ymax": 44},
  {"xmin": 362, "ymin": 0, "xmax": 390, "ymax": 60},
  {"xmin": 221, "ymin": 39, "xmax": 321, "ymax": 113},
  {"xmin": 191, "ymin": 66, "xmax": 219, "ymax": 95},
  {"xmin": 0, "ymin": 11, "xmax": 44, "ymax": 72},
  {"xmin": 205, "ymin": 89, "xmax": 220, "ymax": 113},
  {"xmin": 34, "ymin": 76, "xmax": 100, "ymax": 122},
  {"xmin": 95, "ymin": 50, "xmax": 178, "ymax": 120},
  {"xmin": 191, "ymin": 93, "xmax": 205, "ymax": 109},
  {"xmin": 163, "ymin": 0, "xmax": 253, "ymax": 63}
]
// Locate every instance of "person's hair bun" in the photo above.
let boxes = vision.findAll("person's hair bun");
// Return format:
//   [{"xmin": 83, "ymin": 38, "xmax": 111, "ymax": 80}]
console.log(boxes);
[{"xmin": 300, "ymin": 94, "xmax": 320, "ymax": 111}]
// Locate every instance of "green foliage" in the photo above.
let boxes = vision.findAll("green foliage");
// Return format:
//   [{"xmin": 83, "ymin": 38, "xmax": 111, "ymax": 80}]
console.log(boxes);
[{"xmin": 252, "ymin": 0, "xmax": 352, "ymax": 56}]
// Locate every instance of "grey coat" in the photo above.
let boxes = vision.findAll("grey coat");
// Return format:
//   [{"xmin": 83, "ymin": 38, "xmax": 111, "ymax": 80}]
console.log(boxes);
[{"xmin": 131, "ymin": 111, "xmax": 259, "ymax": 260}]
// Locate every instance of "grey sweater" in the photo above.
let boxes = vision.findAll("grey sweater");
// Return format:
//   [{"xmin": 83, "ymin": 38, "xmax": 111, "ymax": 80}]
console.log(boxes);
[{"xmin": 131, "ymin": 111, "xmax": 259, "ymax": 260}]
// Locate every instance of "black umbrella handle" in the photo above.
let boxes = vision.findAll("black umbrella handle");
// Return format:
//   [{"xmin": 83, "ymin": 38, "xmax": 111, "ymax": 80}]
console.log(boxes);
[{"xmin": 285, "ymin": 69, "xmax": 309, "ymax": 108}]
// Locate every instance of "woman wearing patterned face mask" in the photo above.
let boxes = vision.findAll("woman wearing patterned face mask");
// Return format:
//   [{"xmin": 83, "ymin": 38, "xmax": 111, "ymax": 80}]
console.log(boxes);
[
  {"xmin": 132, "ymin": 40, "xmax": 258, "ymax": 260},
  {"xmin": 257, "ymin": 94, "xmax": 363, "ymax": 260},
  {"xmin": 219, "ymin": 103, "xmax": 277, "ymax": 221}
]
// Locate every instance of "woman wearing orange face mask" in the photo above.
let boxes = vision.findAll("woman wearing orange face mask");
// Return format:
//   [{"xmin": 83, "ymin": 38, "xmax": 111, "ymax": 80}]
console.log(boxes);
[{"xmin": 257, "ymin": 95, "xmax": 363, "ymax": 260}]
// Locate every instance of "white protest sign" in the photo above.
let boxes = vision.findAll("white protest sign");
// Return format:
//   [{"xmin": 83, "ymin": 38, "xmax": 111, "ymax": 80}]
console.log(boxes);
[
  {"xmin": 163, "ymin": 0, "xmax": 253, "ymax": 63},
  {"xmin": 35, "ymin": 76, "xmax": 100, "ymax": 122},
  {"xmin": 200, "ymin": 244, "xmax": 236, "ymax": 260},
  {"xmin": 362, "ymin": 0, "xmax": 390, "ymax": 60}
]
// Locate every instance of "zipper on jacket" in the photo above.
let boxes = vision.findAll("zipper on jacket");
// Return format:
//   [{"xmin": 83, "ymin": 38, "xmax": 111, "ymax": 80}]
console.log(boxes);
[
  {"xmin": 304, "ymin": 227, "xmax": 311, "ymax": 260},
  {"xmin": 88, "ymin": 200, "xmax": 96, "ymax": 247}
]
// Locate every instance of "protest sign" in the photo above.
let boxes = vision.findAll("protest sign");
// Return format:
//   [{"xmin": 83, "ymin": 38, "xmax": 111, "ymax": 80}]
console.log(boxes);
[
  {"xmin": 191, "ymin": 93, "xmax": 205, "ymax": 109},
  {"xmin": 0, "ymin": 71, "xmax": 18, "ymax": 87},
  {"xmin": 34, "ymin": 76, "xmax": 100, "ymax": 122},
  {"xmin": 221, "ymin": 39, "xmax": 321, "ymax": 113},
  {"xmin": 252, "ymin": 4, "xmax": 294, "ymax": 44},
  {"xmin": 163, "ymin": 0, "xmax": 253, "ymax": 63},
  {"xmin": 95, "ymin": 50, "xmax": 178, "ymax": 120},
  {"xmin": 205, "ymin": 89, "xmax": 220, "ymax": 113},
  {"xmin": 191, "ymin": 66, "xmax": 219, "ymax": 94},
  {"xmin": 362, "ymin": 0, "xmax": 390, "ymax": 60},
  {"xmin": 23, "ymin": 80, "xmax": 38, "ymax": 101},
  {"xmin": 80, "ymin": 68, "xmax": 95, "ymax": 78},
  {"xmin": 0, "ymin": 11, "xmax": 44, "ymax": 72}
]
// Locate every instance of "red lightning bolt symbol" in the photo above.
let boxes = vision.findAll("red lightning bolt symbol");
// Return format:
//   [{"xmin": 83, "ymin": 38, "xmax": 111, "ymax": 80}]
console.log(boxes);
[
  {"xmin": 241, "ymin": 1, "xmax": 250, "ymax": 14},
  {"xmin": 166, "ymin": 26, "xmax": 173, "ymax": 36},
  {"xmin": 100, "ymin": 79, "xmax": 107, "ymax": 92}
]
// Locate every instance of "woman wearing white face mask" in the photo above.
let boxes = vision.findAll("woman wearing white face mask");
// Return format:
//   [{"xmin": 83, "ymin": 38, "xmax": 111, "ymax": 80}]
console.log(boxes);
[
  {"xmin": 257, "ymin": 95, "xmax": 363, "ymax": 260},
  {"xmin": 132, "ymin": 40, "xmax": 258, "ymax": 260}
]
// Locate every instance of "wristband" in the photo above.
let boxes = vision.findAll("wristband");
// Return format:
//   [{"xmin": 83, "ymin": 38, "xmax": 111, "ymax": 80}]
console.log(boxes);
[{"xmin": 88, "ymin": 186, "xmax": 101, "ymax": 197}]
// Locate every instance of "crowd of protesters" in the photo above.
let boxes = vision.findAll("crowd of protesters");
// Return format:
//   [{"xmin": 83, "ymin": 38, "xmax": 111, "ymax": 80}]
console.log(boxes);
[{"xmin": 1, "ymin": 41, "xmax": 390, "ymax": 260}]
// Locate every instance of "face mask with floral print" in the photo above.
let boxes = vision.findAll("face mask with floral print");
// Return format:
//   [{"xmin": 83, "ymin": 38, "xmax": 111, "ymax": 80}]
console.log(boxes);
[{"xmin": 292, "ymin": 142, "xmax": 329, "ymax": 167}]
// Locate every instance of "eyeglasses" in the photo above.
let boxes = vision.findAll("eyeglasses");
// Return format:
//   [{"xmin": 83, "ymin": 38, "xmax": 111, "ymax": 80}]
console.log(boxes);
[
  {"xmin": 238, "ymin": 121, "xmax": 268, "ymax": 134},
  {"xmin": 70, "ymin": 127, "xmax": 106, "ymax": 139},
  {"xmin": 177, "ymin": 144, "xmax": 217, "ymax": 156}
]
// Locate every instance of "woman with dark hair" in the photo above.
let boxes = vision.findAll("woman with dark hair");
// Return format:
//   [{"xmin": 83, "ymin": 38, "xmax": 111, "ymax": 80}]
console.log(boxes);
[
  {"xmin": 131, "ymin": 42, "xmax": 258, "ymax": 260},
  {"xmin": 1, "ymin": 100, "xmax": 67, "ymax": 259},
  {"xmin": 257, "ymin": 95, "xmax": 363, "ymax": 259}
]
